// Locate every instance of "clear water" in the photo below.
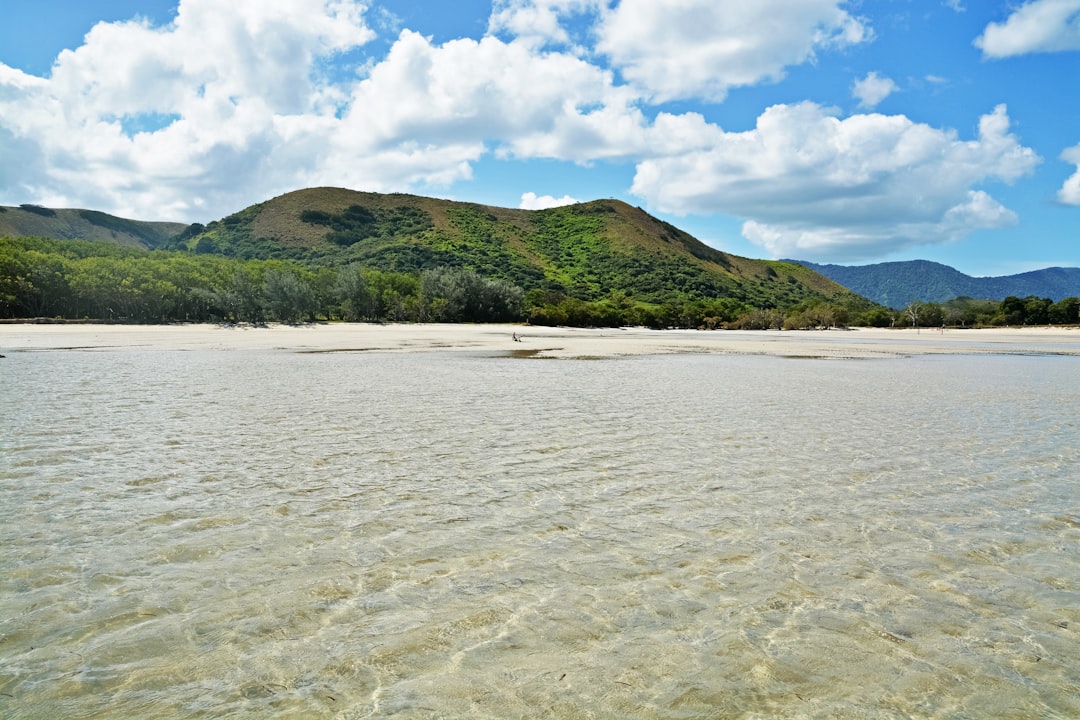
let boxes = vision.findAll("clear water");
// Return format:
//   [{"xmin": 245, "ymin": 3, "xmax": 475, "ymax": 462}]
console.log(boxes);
[{"xmin": 1, "ymin": 348, "xmax": 1078, "ymax": 719}]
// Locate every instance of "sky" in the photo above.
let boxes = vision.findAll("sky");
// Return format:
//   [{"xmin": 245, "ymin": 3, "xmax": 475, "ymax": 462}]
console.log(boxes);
[{"xmin": 0, "ymin": 1, "xmax": 1078, "ymax": 276}]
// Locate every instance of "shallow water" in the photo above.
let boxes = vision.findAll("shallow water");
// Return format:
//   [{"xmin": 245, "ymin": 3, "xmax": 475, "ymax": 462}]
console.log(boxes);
[{"xmin": 1, "ymin": 348, "xmax": 1078, "ymax": 719}]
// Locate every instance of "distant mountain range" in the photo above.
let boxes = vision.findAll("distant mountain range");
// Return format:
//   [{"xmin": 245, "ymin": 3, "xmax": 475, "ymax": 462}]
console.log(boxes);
[{"xmin": 793, "ymin": 259, "xmax": 1080, "ymax": 309}]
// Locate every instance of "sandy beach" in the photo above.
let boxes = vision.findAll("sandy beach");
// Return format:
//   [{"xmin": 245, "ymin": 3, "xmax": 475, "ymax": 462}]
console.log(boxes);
[{"xmin": 2, "ymin": 322, "xmax": 1079, "ymax": 359}]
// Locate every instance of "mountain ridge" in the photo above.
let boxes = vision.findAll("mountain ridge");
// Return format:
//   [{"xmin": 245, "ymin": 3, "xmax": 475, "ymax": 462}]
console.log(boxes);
[
  {"xmin": 169, "ymin": 187, "xmax": 867, "ymax": 310},
  {"xmin": 0, "ymin": 203, "xmax": 189, "ymax": 248},
  {"xmin": 793, "ymin": 259, "xmax": 1080, "ymax": 309}
]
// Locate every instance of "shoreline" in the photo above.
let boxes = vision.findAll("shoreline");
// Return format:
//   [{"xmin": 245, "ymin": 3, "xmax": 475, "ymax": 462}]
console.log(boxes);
[{"xmin": 2, "ymin": 322, "xmax": 1079, "ymax": 359}]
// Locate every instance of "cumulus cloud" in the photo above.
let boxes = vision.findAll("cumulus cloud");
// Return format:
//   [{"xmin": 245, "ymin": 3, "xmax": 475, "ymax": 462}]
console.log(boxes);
[
  {"xmin": 595, "ymin": 0, "xmax": 870, "ymax": 102},
  {"xmin": 334, "ymin": 31, "xmax": 630, "ymax": 157},
  {"xmin": 852, "ymin": 72, "xmax": 898, "ymax": 108},
  {"xmin": 0, "ymin": 1, "xmax": 649, "ymax": 220},
  {"xmin": 519, "ymin": 191, "xmax": 580, "ymax": 209},
  {"xmin": 488, "ymin": 0, "xmax": 603, "ymax": 48},
  {"xmin": 1060, "ymin": 143, "xmax": 1080, "ymax": 205},
  {"xmin": 630, "ymin": 104, "xmax": 1041, "ymax": 261},
  {"xmin": 0, "ymin": 0, "xmax": 377, "ymax": 220},
  {"xmin": 975, "ymin": 0, "xmax": 1080, "ymax": 58}
]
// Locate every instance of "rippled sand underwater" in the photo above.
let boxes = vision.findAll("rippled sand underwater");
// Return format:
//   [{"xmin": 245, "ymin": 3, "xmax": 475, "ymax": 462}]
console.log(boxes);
[{"xmin": 2, "ymin": 348, "xmax": 1078, "ymax": 718}]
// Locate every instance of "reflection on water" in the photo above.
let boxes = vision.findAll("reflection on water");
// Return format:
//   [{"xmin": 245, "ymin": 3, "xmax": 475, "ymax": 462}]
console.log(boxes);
[{"xmin": 1, "ymin": 348, "xmax": 1079, "ymax": 718}]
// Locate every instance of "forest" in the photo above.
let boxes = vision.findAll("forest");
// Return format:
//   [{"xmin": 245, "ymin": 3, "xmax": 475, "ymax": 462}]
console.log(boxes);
[
  {"xmin": 3, "ymin": 235, "xmax": 1077, "ymax": 329},
  {"xmin": 895, "ymin": 296, "xmax": 1080, "ymax": 329},
  {"xmin": 1, "ymin": 236, "xmax": 521, "ymax": 324}
]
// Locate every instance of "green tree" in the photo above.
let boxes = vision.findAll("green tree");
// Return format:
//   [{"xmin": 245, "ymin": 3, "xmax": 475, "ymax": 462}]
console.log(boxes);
[
  {"xmin": 920, "ymin": 303, "xmax": 944, "ymax": 328},
  {"xmin": 366, "ymin": 270, "xmax": 419, "ymax": 321},
  {"xmin": 263, "ymin": 269, "xmax": 316, "ymax": 323},
  {"xmin": 860, "ymin": 306, "xmax": 894, "ymax": 327},
  {"xmin": 2, "ymin": 249, "xmax": 73, "ymax": 317},
  {"xmin": 1023, "ymin": 296, "xmax": 1052, "ymax": 325},
  {"xmin": 336, "ymin": 264, "xmax": 374, "ymax": 321},
  {"xmin": 1050, "ymin": 297, "xmax": 1080, "ymax": 325},
  {"xmin": 418, "ymin": 267, "xmax": 523, "ymax": 323},
  {"xmin": 225, "ymin": 267, "xmax": 265, "ymax": 323},
  {"xmin": 1000, "ymin": 296, "xmax": 1026, "ymax": 325}
]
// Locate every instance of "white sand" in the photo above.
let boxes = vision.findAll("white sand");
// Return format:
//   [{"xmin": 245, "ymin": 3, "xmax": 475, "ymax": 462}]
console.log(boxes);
[{"xmin": 2, "ymin": 322, "xmax": 1079, "ymax": 359}]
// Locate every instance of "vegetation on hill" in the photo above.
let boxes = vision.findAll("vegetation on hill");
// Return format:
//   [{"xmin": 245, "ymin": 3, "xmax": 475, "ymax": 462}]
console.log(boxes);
[
  {"xmin": 0, "ymin": 204, "xmax": 189, "ymax": 249},
  {"xmin": 6, "ymin": 192, "xmax": 1077, "ymax": 330},
  {"xmin": 3, "ymin": 188, "xmax": 882, "ymax": 327},
  {"xmin": 4, "ymin": 233, "xmax": 1075, "ymax": 328},
  {"xmin": 797, "ymin": 259, "xmax": 1080, "ymax": 308},
  {"xmin": 2, "ymin": 233, "xmax": 876, "ymax": 328},
  {"xmin": 163, "ymin": 188, "xmax": 874, "ymax": 315}
]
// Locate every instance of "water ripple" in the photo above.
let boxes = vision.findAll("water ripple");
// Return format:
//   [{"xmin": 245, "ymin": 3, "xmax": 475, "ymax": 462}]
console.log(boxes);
[{"xmin": 1, "ymin": 350, "xmax": 1078, "ymax": 718}]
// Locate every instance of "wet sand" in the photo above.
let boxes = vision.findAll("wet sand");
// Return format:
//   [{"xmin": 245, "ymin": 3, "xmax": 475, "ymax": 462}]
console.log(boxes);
[{"xmin": 2, "ymin": 322, "xmax": 1079, "ymax": 359}]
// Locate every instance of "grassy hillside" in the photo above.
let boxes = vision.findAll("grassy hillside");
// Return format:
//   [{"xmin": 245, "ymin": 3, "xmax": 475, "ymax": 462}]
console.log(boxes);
[
  {"xmin": 0, "ymin": 204, "xmax": 189, "ymax": 249},
  {"xmin": 172, "ymin": 187, "xmax": 867, "ymax": 310}
]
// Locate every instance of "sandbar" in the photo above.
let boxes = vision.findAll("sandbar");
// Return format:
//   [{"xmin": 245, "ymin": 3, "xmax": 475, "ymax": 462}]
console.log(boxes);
[{"xmin": 2, "ymin": 322, "xmax": 1079, "ymax": 359}]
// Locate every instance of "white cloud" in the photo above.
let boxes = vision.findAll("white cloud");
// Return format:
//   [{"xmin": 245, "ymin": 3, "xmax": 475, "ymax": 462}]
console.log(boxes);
[
  {"xmin": 324, "ymin": 29, "xmax": 647, "ymax": 186},
  {"xmin": 630, "ymin": 103, "xmax": 1041, "ymax": 261},
  {"xmin": 1059, "ymin": 143, "xmax": 1080, "ymax": 205},
  {"xmin": 337, "ymin": 31, "xmax": 623, "ymax": 150},
  {"xmin": 0, "ymin": 0, "xmax": 650, "ymax": 221},
  {"xmin": 0, "ymin": 0, "xmax": 377, "ymax": 220},
  {"xmin": 595, "ymin": 0, "xmax": 870, "ymax": 102},
  {"xmin": 519, "ymin": 191, "xmax": 580, "ymax": 209},
  {"xmin": 488, "ymin": 0, "xmax": 603, "ymax": 48},
  {"xmin": 852, "ymin": 71, "xmax": 898, "ymax": 108},
  {"xmin": 975, "ymin": 0, "xmax": 1080, "ymax": 58}
]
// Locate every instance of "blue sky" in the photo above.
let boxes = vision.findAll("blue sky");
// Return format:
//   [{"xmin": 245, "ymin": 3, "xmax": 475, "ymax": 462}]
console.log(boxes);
[{"xmin": 1, "ymin": 1, "xmax": 1078, "ymax": 276}]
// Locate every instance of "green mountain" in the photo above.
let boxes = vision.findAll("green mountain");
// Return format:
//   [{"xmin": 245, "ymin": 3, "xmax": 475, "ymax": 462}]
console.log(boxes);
[
  {"xmin": 0, "ymin": 203, "xmax": 189, "ymax": 249},
  {"xmin": 169, "ymin": 187, "xmax": 867, "ymax": 309},
  {"xmin": 795, "ymin": 259, "xmax": 1080, "ymax": 309},
  {"xmin": 3, "ymin": 189, "xmax": 882, "ymax": 325}
]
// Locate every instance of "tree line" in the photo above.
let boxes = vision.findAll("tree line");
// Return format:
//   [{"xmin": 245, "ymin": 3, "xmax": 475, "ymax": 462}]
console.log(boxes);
[
  {"xmin": 5, "ymin": 236, "xmax": 1076, "ymax": 328},
  {"xmin": 0, "ymin": 235, "xmax": 865, "ymax": 328},
  {"xmin": 897, "ymin": 296, "xmax": 1080, "ymax": 329},
  {"xmin": 1, "ymin": 237, "xmax": 522, "ymax": 324}
]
